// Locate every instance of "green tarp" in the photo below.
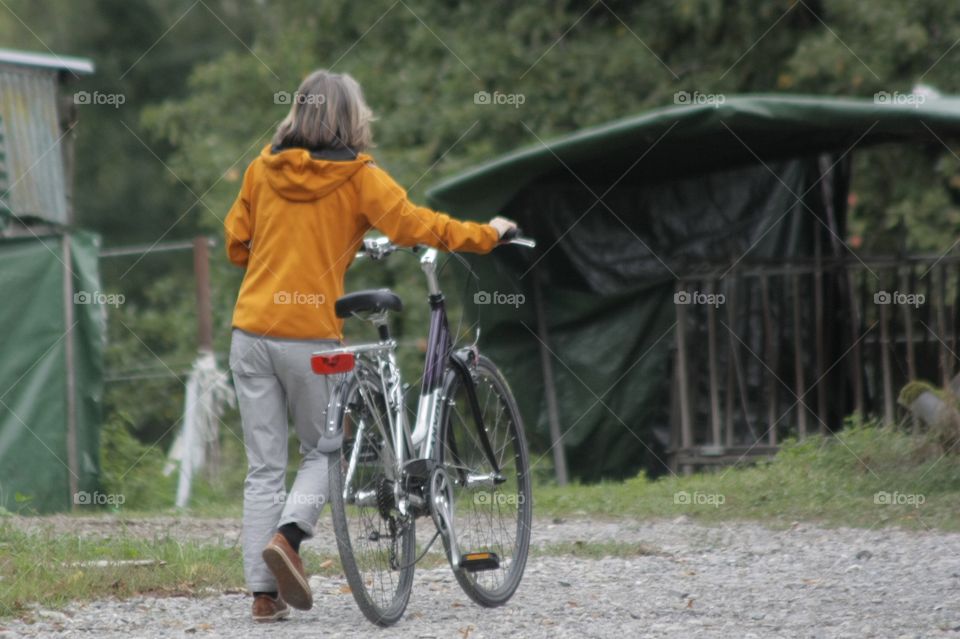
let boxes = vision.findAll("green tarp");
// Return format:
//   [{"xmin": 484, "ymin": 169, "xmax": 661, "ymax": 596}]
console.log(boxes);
[
  {"xmin": 429, "ymin": 94, "xmax": 960, "ymax": 217},
  {"xmin": 0, "ymin": 230, "xmax": 104, "ymax": 512},
  {"xmin": 427, "ymin": 94, "xmax": 960, "ymax": 480}
]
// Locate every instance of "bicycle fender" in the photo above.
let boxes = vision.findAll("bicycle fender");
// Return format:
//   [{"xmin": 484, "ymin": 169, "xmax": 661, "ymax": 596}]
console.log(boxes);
[{"xmin": 445, "ymin": 350, "xmax": 502, "ymax": 475}]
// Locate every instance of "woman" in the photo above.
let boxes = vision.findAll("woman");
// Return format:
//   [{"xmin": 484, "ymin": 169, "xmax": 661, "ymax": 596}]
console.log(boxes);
[{"xmin": 224, "ymin": 69, "xmax": 516, "ymax": 622}]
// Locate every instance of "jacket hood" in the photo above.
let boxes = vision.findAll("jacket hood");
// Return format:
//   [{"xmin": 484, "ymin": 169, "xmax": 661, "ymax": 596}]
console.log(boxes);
[{"xmin": 259, "ymin": 145, "xmax": 372, "ymax": 201}]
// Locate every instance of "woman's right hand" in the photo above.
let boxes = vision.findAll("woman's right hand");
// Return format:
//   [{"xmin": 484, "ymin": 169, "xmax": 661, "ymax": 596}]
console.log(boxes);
[{"xmin": 489, "ymin": 216, "xmax": 518, "ymax": 239}]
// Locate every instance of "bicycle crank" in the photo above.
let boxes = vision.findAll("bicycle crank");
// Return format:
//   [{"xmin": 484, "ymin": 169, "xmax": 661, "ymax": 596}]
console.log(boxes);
[{"xmin": 427, "ymin": 466, "xmax": 460, "ymax": 568}]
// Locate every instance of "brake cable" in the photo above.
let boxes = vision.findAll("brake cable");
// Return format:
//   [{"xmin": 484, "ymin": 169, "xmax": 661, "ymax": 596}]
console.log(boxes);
[{"xmin": 395, "ymin": 528, "xmax": 442, "ymax": 570}]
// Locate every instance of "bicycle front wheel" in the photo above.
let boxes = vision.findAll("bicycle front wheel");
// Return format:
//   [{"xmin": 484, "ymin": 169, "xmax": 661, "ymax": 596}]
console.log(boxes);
[
  {"xmin": 328, "ymin": 366, "xmax": 415, "ymax": 626},
  {"xmin": 433, "ymin": 354, "xmax": 532, "ymax": 607}
]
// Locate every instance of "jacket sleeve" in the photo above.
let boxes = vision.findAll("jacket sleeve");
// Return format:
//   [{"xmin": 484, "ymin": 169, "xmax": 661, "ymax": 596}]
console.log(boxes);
[
  {"xmin": 354, "ymin": 163, "xmax": 499, "ymax": 253},
  {"xmin": 224, "ymin": 162, "xmax": 255, "ymax": 267}
]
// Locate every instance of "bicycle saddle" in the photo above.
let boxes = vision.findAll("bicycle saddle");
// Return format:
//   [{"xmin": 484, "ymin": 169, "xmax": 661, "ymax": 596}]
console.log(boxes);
[{"xmin": 335, "ymin": 288, "xmax": 403, "ymax": 318}]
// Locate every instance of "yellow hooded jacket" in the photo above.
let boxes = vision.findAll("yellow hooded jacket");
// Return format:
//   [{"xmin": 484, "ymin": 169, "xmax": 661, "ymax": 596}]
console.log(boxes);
[{"xmin": 225, "ymin": 145, "xmax": 499, "ymax": 340}]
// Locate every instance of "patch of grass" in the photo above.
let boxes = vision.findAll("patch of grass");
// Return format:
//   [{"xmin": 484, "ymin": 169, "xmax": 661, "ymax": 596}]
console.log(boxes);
[
  {"xmin": 0, "ymin": 524, "xmax": 246, "ymax": 618},
  {"xmin": 0, "ymin": 526, "xmax": 665, "ymax": 618},
  {"xmin": 0, "ymin": 524, "xmax": 365, "ymax": 619},
  {"xmin": 534, "ymin": 422, "xmax": 960, "ymax": 530}
]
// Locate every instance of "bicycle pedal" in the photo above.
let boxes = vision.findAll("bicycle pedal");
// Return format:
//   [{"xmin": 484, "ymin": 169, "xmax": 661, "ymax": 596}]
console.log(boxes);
[{"xmin": 459, "ymin": 551, "xmax": 500, "ymax": 572}]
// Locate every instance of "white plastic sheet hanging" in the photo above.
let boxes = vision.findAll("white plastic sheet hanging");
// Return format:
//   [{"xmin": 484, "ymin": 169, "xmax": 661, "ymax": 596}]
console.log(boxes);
[{"xmin": 164, "ymin": 351, "xmax": 235, "ymax": 508}]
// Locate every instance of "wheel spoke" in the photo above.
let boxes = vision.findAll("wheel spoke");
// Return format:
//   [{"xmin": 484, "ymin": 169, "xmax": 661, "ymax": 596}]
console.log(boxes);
[
  {"xmin": 439, "ymin": 360, "xmax": 530, "ymax": 604},
  {"xmin": 330, "ymin": 370, "xmax": 414, "ymax": 624}
]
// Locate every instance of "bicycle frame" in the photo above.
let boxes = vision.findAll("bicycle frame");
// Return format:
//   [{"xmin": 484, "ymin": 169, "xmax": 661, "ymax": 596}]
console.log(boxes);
[{"xmin": 314, "ymin": 247, "xmax": 502, "ymax": 522}]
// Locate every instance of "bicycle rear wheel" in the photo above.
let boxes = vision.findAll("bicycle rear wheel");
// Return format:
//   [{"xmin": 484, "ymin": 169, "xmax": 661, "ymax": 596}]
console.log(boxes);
[
  {"xmin": 328, "ymin": 366, "xmax": 415, "ymax": 626},
  {"xmin": 433, "ymin": 354, "xmax": 532, "ymax": 607}
]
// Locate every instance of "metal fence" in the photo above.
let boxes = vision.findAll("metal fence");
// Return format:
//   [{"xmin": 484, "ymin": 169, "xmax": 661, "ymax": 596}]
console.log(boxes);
[{"xmin": 669, "ymin": 254, "xmax": 960, "ymax": 471}]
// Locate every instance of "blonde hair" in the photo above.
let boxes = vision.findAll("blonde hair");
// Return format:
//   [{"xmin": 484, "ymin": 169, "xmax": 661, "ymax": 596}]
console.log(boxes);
[{"xmin": 272, "ymin": 70, "xmax": 374, "ymax": 151}]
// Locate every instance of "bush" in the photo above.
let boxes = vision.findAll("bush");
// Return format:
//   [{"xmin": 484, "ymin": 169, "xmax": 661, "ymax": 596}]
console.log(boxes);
[{"xmin": 98, "ymin": 413, "xmax": 175, "ymax": 510}]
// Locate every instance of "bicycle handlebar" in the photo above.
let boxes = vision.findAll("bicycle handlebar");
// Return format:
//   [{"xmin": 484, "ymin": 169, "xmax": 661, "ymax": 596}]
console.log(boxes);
[
  {"xmin": 499, "ymin": 227, "xmax": 537, "ymax": 248},
  {"xmin": 355, "ymin": 230, "xmax": 536, "ymax": 260}
]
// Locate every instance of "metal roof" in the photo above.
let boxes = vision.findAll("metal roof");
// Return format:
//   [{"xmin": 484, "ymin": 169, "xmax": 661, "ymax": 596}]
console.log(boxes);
[
  {"xmin": 426, "ymin": 94, "xmax": 960, "ymax": 217},
  {"xmin": 0, "ymin": 48, "xmax": 93, "ymax": 74}
]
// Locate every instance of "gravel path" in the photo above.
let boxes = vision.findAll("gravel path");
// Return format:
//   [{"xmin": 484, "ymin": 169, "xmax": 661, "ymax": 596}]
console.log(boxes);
[
  {"xmin": 3, "ymin": 516, "xmax": 960, "ymax": 638},
  {"xmin": 5, "ymin": 513, "xmax": 667, "ymax": 553}
]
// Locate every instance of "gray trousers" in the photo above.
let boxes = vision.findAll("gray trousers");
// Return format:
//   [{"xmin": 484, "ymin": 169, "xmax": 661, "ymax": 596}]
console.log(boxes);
[{"xmin": 229, "ymin": 329, "xmax": 342, "ymax": 592}]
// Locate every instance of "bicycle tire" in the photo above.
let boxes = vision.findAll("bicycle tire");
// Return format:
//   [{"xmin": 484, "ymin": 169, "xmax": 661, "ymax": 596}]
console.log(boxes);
[
  {"xmin": 328, "ymin": 365, "xmax": 416, "ymax": 626},
  {"xmin": 433, "ymin": 354, "xmax": 532, "ymax": 607}
]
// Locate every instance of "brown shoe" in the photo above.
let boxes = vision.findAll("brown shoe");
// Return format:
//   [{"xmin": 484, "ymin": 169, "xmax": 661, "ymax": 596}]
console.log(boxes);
[
  {"xmin": 251, "ymin": 594, "xmax": 290, "ymax": 622},
  {"xmin": 262, "ymin": 532, "xmax": 313, "ymax": 610}
]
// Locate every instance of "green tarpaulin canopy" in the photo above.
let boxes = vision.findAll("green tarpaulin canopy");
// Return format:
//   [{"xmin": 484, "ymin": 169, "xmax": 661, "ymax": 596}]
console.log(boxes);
[
  {"xmin": 429, "ymin": 94, "xmax": 960, "ymax": 216},
  {"xmin": 427, "ymin": 94, "xmax": 960, "ymax": 480}
]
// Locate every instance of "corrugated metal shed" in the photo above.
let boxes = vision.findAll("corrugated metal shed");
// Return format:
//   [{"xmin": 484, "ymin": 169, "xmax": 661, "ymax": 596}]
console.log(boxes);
[{"xmin": 0, "ymin": 49, "xmax": 93, "ymax": 226}]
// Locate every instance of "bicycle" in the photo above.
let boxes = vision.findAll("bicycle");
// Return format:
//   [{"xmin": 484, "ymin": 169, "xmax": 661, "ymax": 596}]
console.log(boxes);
[{"xmin": 310, "ymin": 230, "xmax": 535, "ymax": 626}]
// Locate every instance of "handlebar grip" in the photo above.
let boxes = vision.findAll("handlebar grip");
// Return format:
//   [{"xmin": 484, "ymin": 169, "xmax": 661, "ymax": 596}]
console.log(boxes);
[{"xmin": 500, "ymin": 227, "xmax": 522, "ymax": 241}]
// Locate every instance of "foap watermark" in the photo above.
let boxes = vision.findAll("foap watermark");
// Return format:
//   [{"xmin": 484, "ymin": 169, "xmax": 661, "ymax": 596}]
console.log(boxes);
[
  {"xmin": 474, "ymin": 290, "xmax": 525, "ymax": 308},
  {"xmin": 874, "ymin": 491, "xmax": 925, "ymax": 508},
  {"xmin": 873, "ymin": 290, "xmax": 924, "ymax": 308},
  {"xmin": 274, "ymin": 291, "xmax": 326, "ymax": 307},
  {"xmin": 272, "ymin": 493, "xmax": 326, "ymax": 507},
  {"xmin": 674, "ymin": 491, "xmax": 725, "ymax": 507},
  {"xmin": 674, "ymin": 91, "xmax": 725, "ymax": 108},
  {"xmin": 474, "ymin": 491, "xmax": 525, "ymax": 506},
  {"xmin": 274, "ymin": 91, "xmax": 326, "ymax": 106},
  {"xmin": 674, "ymin": 290, "xmax": 725, "ymax": 308},
  {"xmin": 874, "ymin": 91, "xmax": 925, "ymax": 108},
  {"xmin": 474, "ymin": 90, "xmax": 525, "ymax": 108},
  {"xmin": 74, "ymin": 90, "xmax": 126, "ymax": 109},
  {"xmin": 74, "ymin": 490, "xmax": 125, "ymax": 506},
  {"xmin": 74, "ymin": 290, "xmax": 125, "ymax": 307}
]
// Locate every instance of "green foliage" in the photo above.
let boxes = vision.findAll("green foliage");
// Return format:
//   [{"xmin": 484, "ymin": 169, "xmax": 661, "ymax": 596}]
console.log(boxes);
[
  {"xmin": 98, "ymin": 413, "xmax": 174, "ymax": 510},
  {"xmin": 98, "ymin": 407, "xmax": 247, "ymax": 513}
]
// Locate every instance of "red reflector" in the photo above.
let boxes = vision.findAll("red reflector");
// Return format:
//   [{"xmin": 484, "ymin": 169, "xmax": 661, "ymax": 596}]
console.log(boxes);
[{"xmin": 311, "ymin": 353, "xmax": 355, "ymax": 375}]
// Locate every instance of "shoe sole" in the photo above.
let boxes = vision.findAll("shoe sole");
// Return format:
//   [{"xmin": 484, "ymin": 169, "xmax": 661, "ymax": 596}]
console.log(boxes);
[
  {"xmin": 253, "ymin": 606, "xmax": 291, "ymax": 623},
  {"xmin": 262, "ymin": 544, "xmax": 313, "ymax": 611}
]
